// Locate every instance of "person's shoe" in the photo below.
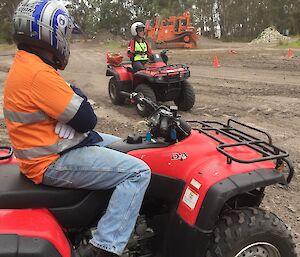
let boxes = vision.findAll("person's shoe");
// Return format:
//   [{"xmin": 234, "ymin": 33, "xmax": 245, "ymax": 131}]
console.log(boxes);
[{"xmin": 76, "ymin": 243, "xmax": 119, "ymax": 257}]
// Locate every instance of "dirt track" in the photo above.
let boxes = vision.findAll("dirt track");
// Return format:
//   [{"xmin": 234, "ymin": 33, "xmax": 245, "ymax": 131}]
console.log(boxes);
[{"xmin": 0, "ymin": 40, "xmax": 299, "ymax": 254}]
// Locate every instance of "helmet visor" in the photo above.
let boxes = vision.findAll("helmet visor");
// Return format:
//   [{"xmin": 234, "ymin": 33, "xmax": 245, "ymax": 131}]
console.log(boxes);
[{"xmin": 137, "ymin": 27, "xmax": 145, "ymax": 33}]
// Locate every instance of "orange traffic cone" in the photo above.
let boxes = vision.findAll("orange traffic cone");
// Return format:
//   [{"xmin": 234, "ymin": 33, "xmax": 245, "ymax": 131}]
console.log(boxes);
[
  {"xmin": 287, "ymin": 48, "xmax": 293, "ymax": 58},
  {"xmin": 213, "ymin": 56, "xmax": 220, "ymax": 68}
]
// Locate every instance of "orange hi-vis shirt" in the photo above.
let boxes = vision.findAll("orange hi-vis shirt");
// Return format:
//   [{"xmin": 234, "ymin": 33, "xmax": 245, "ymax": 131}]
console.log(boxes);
[{"xmin": 3, "ymin": 50, "xmax": 86, "ymax": 184}]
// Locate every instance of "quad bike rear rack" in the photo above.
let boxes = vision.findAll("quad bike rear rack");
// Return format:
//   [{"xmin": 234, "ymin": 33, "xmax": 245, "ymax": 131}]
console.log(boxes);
[{"xmin": 187, "ymin": 119, "xmax": 294, "ymax": 183}]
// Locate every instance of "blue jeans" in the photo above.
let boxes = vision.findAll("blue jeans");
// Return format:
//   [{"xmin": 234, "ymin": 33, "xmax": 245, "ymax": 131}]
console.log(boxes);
[{"xmin": 42, "ymin": 133, "xmax": 151, "ymax": 255}]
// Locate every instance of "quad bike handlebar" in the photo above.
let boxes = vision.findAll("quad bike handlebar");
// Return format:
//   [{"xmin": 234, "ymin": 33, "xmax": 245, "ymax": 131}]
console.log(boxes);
[
  {"xmin": 120, "ymin": 91, "xmax": 158, "ymax": 111},
  {"xmin": 120, "ymin": 91, "xmax": 191, "ymax": 142},
  {"xmin": 133, "ymin": 49, "xmax": 169, "ymax": 64},
  {"xmin": 133, "ymin": 49, "xmax": 168, "ymax": 56}
]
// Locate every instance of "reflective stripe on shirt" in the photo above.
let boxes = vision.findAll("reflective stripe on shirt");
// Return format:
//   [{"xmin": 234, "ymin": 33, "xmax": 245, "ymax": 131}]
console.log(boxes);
[
  {"xmin": 4, "ymin": 93, "xmax": 83, "ymax": 124},
  {"xmin": 3, "ymin": 108, "xmax": 50, "ymax": 124},
  {"xmin": 58, "ymin": 93, "xmax": 84, "ymax": 123},
  {"xmin": 13, "ymin": 133, "xmax": 87, "ymax": 159}
]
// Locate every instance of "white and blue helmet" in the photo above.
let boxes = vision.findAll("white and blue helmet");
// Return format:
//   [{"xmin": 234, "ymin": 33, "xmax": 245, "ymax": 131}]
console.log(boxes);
[{"xmin": 13, "ymin": 0, "xmax": 73, "ymax": 70}]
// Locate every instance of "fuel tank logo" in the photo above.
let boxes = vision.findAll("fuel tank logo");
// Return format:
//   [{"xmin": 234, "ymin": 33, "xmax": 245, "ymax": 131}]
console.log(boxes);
[{"xmin": 171, "ymin": 152, "xmax": 188, "ymax": 161}]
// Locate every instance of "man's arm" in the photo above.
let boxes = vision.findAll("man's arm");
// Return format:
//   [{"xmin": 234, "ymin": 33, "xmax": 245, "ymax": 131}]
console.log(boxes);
[
  {"xmin": 66, "ymin": 84, "xmax": 97, "ymax": 133},
  {"xmin": 30, "ymin": 69, "xmax": 97, "ymax": 133},
  {"xmin": 66, "ymin": 98, "xmax": 97, "ymax": 133},
  {"xmin": 127, "ymin": 39, "xmax": 135, "ymax": 61},
  {"xmin": 146, "ymin": 40, "xmax": 153, "ymax": 57}
]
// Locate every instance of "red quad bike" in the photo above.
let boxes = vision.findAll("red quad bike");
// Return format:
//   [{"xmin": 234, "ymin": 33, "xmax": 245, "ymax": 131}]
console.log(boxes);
[
  {"xmin": 0, "ymin": 93, "xmax": 297, "ymax": 257},
  {"xmin": 106, "ymin": 50, "xmax": 196, "ymax": 117}
]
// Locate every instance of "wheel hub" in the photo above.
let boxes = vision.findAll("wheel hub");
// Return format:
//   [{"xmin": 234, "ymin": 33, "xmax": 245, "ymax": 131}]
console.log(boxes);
[{"xmin": 235, "ymin": 242, "xmax": 281, "ymax": 257}]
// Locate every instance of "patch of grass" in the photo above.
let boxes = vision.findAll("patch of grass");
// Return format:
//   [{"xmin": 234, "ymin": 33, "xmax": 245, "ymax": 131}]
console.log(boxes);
[
  {"xmin": 277, "ymin": 39, "xmax": 300, "ymax": 48},
  {"xmin": 103, "ymin": 40, "xmax": 125, "ymax": 51},
  {"xmin": 290, "ymin": 34, "xmax": 300, "ymax": 39}
]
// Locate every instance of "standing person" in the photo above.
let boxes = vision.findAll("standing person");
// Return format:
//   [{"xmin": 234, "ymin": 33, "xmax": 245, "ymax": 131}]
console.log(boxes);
[
  {"xmin": 3, "ymin": 1, "xmax": 151, "ymax": 257},
  {"xmin": 127, "ymin": 22, "xmax": 153, "ymax": 72}
]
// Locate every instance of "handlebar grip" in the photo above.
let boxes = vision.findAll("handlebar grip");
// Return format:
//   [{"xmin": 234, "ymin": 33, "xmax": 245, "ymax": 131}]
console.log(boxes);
[
  {"xmin": 120, "ymin": 91, "xmax": 131, "ymax": 97},
  {"xmin": 120, "ymin": 91, "xmax": 158, "ymax": 113}
]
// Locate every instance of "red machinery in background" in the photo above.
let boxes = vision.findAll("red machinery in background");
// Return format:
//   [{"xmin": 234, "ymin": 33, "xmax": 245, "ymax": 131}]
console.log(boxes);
[{"xmin": 146, "ymin": 11, "xmax": 198, "ymax": 49}]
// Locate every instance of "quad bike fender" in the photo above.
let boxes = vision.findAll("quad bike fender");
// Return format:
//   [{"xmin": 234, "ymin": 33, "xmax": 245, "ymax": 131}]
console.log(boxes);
[
  {"xmin": 165, "ymin": 169, "xmax": 286, "ymax": 257},
  {"xmin": 177, "ymin": 168, "xmax": 285, "ymax": 228},
  {"xmin": 0, "ymin": 209, "xmax": 71, "ymax": 257},
  {"xmin": 106, "ymin": 67, "xmax": 133, "ymax": 93},
  {"xmin": 195, "ymin": 168, "xmax": 286, "ymax": 231},
  {"xmin": 106, "ymin": 66, "xmax": 133, "ymax": 81},
  {"xmin": 106, "ymin": 66, "xmax": 120, "ymax": 79}
]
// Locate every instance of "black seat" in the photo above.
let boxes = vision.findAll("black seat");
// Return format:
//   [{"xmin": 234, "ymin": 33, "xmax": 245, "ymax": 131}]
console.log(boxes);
[
  {"xmin": 0, "ymin": 164, "xmax": 89, "ymax": 209},
  {"xmin": 0, "ymin": 164, "xmax": 112, "ymax": 228}
]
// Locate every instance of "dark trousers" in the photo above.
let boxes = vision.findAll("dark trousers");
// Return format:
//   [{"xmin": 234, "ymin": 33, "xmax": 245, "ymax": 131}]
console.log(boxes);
[{"xmin": 132, "ymin": 60, "xmax": 148, "ymax": 72}]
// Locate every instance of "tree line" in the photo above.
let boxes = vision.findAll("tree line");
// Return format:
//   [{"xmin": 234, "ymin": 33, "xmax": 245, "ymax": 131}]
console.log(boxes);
[{"xmin": 1, "ymin": 0, "xmax": 299, "ymax": 43}]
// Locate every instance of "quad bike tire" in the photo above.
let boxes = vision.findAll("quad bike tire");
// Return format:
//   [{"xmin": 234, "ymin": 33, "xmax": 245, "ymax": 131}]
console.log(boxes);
[
  {"xmin": 108, "ymin": 77, "xmax": 126, "ymax": 105},
  {"xmin": 174, "ymin": 80, "xmax": 195, "ymax": 111},
  {"xmin": 135, "ymin": 84, "xmax": 157, "ymax": 117},
  {"xmin": 205, "ymin": 207, "xmax": 297, "ymax": 257}
]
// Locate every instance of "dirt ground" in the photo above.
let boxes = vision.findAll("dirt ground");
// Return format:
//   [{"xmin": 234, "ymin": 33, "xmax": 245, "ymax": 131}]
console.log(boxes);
[{"xmin": 0, "ymin": 39, "xmax": 299, "ymax": 255}]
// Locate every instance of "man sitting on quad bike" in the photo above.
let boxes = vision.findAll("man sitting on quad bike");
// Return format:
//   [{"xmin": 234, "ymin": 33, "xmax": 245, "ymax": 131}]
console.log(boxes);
[
  {"xmin": 3, "ymin": 1, "xmax": 151, "ymax": 257},
  {"xmin": 127, "ymin": 22, "xmax": 153, "ymax": 72}
]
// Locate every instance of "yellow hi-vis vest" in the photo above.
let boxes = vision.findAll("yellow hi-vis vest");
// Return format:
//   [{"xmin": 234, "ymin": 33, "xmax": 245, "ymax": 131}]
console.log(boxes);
[{"xmin": 134, "ymin": 41, "xmax": 148, "ymax": 61}]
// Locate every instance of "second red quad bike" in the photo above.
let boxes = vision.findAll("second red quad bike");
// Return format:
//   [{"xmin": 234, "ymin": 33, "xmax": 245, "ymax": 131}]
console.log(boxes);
[
  {"xmin": 106, "ymin": 51, "xmax": 196, "ymax": 117},
  {"xmin": 0, "ymin": 93, "xmax": 297, "ymax": 257}
]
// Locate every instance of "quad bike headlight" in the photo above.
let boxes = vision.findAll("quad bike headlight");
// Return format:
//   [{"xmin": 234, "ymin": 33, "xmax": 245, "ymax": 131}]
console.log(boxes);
[{"xmin": 149, "ymin": 112, "xmax": 160, "ymax": 126}]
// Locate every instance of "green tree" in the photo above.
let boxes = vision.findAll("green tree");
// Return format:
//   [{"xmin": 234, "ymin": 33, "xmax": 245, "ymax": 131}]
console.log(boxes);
[
  {"xmin": 0, "ymin": 0, "xmax": 21, "ymax": 43},
  {"xmin": 217, "ymin": 0, "xmax": 300, "ymax": 40}
]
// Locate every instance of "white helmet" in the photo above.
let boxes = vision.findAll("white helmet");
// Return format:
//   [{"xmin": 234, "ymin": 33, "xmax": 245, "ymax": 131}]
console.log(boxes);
[
  {"xmin": 13, "ymin": 0, "xmax": 74, "ymax": 70},
  {"xmin": 131, "ymin": 22, "xmax": 146, "ymax": 36}
]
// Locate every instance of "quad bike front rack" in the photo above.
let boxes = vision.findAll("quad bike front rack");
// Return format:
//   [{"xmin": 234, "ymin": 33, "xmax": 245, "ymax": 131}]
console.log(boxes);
[
  {"xmin": 187, "ymin": 119, "xmax": 294, "ymax": 183},
  {"xmin": 143, "ymin": 64, "xmax": 191, "ymax": 83},
  {"xmin": 146, "ymin": 64, "xmax": 189, "ymax": 74}
]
